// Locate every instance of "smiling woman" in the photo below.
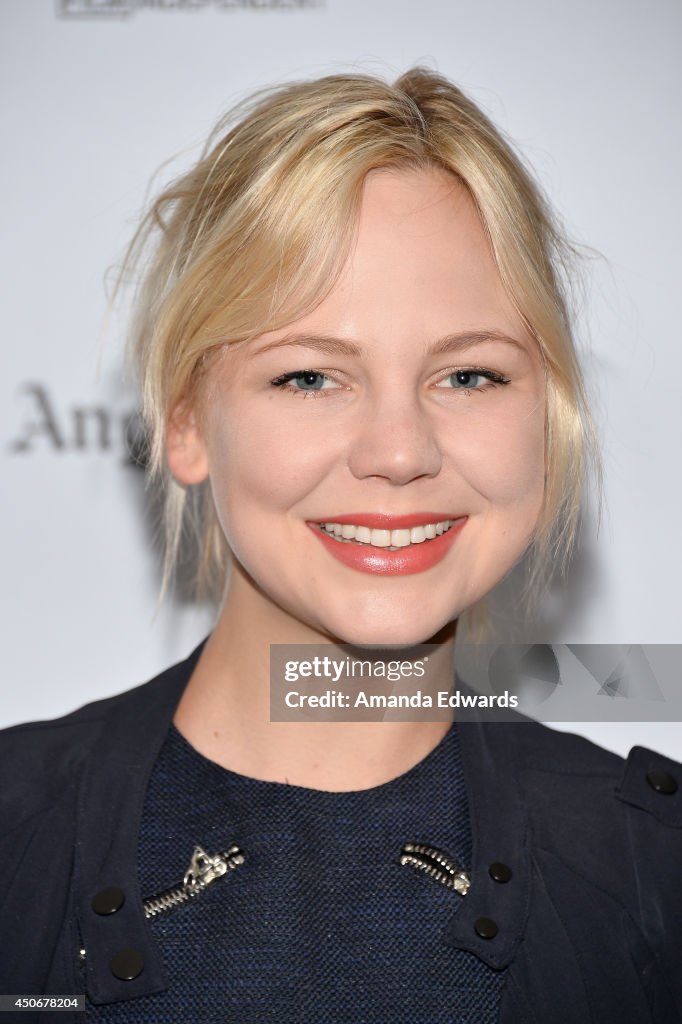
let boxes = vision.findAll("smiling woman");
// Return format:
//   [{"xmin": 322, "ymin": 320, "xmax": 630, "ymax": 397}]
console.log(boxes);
[
  {"xmin": 166, "ymin": 167, "xmax": 547, "ymax": 657},
  {"xmin": 131, "ymin": 72, "xmax": 590, "ymax": 643},
  {"xmin": 1, "ymin": 68, "xmax": 681, "ymax": 1024}
]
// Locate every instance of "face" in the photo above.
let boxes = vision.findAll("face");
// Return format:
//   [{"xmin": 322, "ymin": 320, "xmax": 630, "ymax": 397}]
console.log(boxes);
[{"xmin": 168, "ymin": 167, "xmax": 546, "ymax": 647}]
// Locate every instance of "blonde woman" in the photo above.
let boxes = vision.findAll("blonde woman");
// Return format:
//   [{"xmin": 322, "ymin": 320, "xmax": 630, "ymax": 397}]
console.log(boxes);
[{"xmin": 1, "ymin": 68, "xmax": 680, "ymax": 1023}]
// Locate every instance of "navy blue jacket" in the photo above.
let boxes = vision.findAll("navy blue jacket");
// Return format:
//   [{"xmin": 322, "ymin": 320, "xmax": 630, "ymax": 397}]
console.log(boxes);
[{"xmin": 1, "ymin": 639, "xmax": 681, "ymax": 1023}]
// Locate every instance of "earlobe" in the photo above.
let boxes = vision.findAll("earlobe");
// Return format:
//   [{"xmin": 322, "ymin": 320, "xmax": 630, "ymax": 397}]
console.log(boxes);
[{"xmin": 165, "ymin": 404, "xmax": 210, "ymax": 486}]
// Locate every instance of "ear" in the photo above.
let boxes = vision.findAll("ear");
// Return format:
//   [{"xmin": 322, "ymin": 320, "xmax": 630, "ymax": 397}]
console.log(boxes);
[{"xmin": 165, "ymin": 403, "xmax": 210, "ymax": 486}]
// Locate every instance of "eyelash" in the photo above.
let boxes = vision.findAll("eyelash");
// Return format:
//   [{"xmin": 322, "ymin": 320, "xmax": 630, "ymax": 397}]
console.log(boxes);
[{"xmin": 269, "ymin": 367, "xmax": 511, "ymax": 399}]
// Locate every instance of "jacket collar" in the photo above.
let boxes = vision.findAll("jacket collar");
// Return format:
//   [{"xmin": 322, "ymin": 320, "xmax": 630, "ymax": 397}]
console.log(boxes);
[
  {"xmin": 442, "ymin": 702, "xmax": 532, "ymax": 969},
  {"xmin": 76, "ymin": 639, "xmax": 531, "ymax": 1004}
]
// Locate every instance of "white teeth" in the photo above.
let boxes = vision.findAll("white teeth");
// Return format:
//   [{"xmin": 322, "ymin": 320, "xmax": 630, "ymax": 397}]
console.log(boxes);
[
  {"xmin": 318, "ymin": 519, "xmax": 456, "ymax": 550},
  {"xmin": 392, "ymin": 529, "xmax": 412, "ymax": 548},
  {"xmin": 370, "ymin": 529, "xmax": 391, "ymax": 547}
]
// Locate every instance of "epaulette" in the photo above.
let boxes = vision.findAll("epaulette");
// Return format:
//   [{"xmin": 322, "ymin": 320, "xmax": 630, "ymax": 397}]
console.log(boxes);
[{"xmin": 615, "ymin": 745, "xmax": 682, "ymax": 826}]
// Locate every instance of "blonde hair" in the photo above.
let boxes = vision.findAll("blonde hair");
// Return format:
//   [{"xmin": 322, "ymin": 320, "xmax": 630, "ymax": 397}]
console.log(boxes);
[{"xmin": 122, "ymin": 66, "xmax": 602, "ymax": 641}]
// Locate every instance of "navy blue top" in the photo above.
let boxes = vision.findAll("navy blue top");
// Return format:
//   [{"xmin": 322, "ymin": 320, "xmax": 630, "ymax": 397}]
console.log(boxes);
[{"xmin": 86, "ymin": 721, "xmax": 505, "ymax": 1022}]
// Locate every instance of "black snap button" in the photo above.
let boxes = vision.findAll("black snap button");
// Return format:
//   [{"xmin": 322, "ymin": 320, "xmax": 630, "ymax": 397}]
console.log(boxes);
[
  {"xmin": 646, "ymin": 769, "xmax": 678, "ymax": 795},
  {"xmin": 110, "ymin": 948, "xmax": 145, "ymax": 981},
  {"xmin": 91, "ymin": 887, "xmax": 125, "ymax": 915},
  {"xmin": 474, "ymin": 916, "xmax": 499, "ymax": 939},
  {"xmin": 489, "ymin": 862, "xmax": 512, "ymax": 883}
]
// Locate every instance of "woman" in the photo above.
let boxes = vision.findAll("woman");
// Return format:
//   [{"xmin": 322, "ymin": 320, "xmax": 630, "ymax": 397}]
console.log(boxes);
[{"xmin": 1, "ymin": 68, "xmax": 680, "ymax": 1023}]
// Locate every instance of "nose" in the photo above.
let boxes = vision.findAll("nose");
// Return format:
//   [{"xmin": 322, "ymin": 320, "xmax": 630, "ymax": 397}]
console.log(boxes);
[{"xmin": 346, "ymin": 383, "xmax": 443, "ymax": 485}]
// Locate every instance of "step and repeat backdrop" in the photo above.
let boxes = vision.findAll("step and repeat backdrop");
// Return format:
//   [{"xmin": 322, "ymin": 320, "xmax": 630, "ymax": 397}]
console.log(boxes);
[{"xmin": 2, "ymin": 0, "xmax": 681, "ymax": 758}]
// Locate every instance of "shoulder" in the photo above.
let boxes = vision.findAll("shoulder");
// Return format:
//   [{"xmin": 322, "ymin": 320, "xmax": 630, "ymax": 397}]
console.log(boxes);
[
  {"xmin": 481, "ymin": 706, "xmax": 680, "ymax": 800},
  {"xmin": 510, "ymin": 718, "xmax": 681, "ymax": 822},
  {"xmin": 476, "ymin": 715, "xmax": 682, "ymax": 905},
  {"xmin": 504, "ymin": 717, "xmax": 682, "ymax": 832},
  {"xmin": 0, "ymin": 641, "xmax": 204, "ymax": 831},
  {"xmin": 509, "ymin": 719, "xmax": 682, "ymax": 914},
  {"xmin": 493, "ymin": 722, "xmax": 682, "ymax": 1017},
  {"xmin": 0, "ymin": 676, "xmax": 158, "ymax": 782},
  {"xmin": 0, "ymin": 686, "xmax": 135, "ymax": 830}
]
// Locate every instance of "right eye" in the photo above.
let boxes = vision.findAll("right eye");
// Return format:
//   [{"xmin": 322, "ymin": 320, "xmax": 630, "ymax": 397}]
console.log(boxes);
[{"xmin": 269, "ymin": 370, "xmax": 343, "ymax": 398}]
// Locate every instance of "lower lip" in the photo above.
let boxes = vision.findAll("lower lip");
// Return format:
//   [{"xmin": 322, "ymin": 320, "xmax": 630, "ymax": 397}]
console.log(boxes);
[{"xmin": 306, "ymin": 519, "xmax": 468, "ymax": 576}]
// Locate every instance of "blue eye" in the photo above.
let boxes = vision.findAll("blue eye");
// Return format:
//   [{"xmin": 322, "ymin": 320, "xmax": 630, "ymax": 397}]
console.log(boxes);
[
  {"xmin": 269, "ymin": 370, "xmax": 340, "ymax": 398},
  {"xmin": 290, "ymin": 371, "xmax": 325, "ymax": 391},
  {"xmin": 452, "ymin": 370, "xmax": 485, "ymax": 388},
  {"xmin": 436, "ymin": 368, "xmax": 511, "ymax": 391}
]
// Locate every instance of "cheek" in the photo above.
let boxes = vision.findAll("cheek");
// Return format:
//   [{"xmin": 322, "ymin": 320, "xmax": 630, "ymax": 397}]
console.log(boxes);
[
  {"xmin": 205, "ymin": 397, "xmax": 335, "ymax": 533},
  {"xmin": 452, "ymin": 395, "xmax": 545, "ymax": 512}
]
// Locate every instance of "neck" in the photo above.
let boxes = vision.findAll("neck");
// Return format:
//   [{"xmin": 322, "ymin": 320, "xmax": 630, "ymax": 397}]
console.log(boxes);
[{"xmin": 173, "ymin": 563, "xmax": 458, "ymax": 791}]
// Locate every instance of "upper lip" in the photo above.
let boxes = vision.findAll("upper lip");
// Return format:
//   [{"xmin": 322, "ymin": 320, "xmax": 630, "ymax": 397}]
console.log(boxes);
[{"xmin": 309, "ymin": 512, "xmax": 466, "ymax": 530}]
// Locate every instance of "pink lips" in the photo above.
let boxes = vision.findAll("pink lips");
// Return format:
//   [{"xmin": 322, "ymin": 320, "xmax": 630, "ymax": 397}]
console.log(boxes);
[{"xmin": 306, "ymin": 513, "xmax": 467, "ymax": 576}]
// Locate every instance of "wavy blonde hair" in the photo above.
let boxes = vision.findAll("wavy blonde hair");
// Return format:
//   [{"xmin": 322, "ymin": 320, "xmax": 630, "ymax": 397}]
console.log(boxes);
[{"xmin": 122, "ymin": 66, "xmax": 602, "ymax": 641}]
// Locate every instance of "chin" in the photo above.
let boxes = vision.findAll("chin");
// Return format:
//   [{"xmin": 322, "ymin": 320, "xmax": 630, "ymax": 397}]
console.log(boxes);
[{"xmin": 320, "ymin": 615, "xmax": 451, "ymax": 651}]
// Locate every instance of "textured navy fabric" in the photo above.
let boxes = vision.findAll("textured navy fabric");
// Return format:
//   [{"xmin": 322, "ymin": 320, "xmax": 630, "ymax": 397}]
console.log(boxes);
[{"xmin": 85, "ymin": 721, "xmax": 505, "ymax": 1023}]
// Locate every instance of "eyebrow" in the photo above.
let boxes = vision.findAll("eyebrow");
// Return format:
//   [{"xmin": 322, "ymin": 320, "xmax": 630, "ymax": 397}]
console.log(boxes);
[{"xmin": 249, "ymin": 329, "xmax": 529, "ymax": 359}]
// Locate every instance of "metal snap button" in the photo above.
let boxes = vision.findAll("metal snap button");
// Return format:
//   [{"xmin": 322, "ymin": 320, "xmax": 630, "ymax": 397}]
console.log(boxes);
[
  {"xmin": 110, "ymin": 948, "xmax": 145, "ymax": 981},
  {"xmin": 646, "ymin": 769, "xmax": 678, "ymax": 795},
  {"xmin": 91, "ymin": 887, "xmax": 125, "ymax": 915},
  {"xmin": 474, "ymin": 916, "xmax": 499, "ymax": 939},
  {"xmin": 488, "ymin": 862, "xmax": 512, "ymax": 883}
]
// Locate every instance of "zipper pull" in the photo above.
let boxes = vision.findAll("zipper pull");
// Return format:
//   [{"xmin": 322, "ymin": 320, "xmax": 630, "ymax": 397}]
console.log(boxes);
[
  {"xmin": 183, "ymin": 844, "xmax": 242, "ymax": 890},
  {"xmin": 144, "ymin": 843, "xmax": 245, "ymax": 920},
  {"xmin": 400, "ymin": 842, "xmax": 470, "ymax": 895}
]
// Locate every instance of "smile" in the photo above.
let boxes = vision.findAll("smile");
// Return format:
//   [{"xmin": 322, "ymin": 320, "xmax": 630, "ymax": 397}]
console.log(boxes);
[
  {"xmin": 316, "ymin": 519, "xmax": 457, "ymax": 551},
  {"xmin": 306, "ymin": 515, "xmax": 468, "ymax": 576}
]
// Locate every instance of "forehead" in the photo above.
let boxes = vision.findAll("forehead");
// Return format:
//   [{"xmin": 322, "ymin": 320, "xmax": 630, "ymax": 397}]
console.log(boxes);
[
  {"xmin": 205, "ymin": 166, "xmax": 538, "ymax": 394},
  {"xmin": 359, "ymin": 165, "xmax": 474, "ymax": 231},
  {"xmin": 285, "ymin": 165, "xmax": 531, "ymax": 347}
]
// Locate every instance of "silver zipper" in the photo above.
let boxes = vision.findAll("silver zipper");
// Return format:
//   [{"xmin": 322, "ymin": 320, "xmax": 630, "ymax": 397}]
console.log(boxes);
[
  {"xmin": 143, "ymin": 843, "xmax": 245, "ymax": 920},
  {"xmin": 77, "ymin": 844, "xmax": 245, "ymax": 965},
  {"xmin": 400, "ymin": 842, "xmax": 470, "ymax": 895}
]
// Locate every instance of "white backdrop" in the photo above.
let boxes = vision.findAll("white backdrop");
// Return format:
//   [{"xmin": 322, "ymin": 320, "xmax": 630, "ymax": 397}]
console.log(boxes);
[{"xmin": 2, "ymin": 0, "xmax": 681, "ymax": 760}]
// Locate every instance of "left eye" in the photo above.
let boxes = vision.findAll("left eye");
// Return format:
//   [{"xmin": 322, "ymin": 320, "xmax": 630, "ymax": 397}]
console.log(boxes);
[{"xmin": 436, "ymin": 369, "xmax": 508, "ymax": 390}]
